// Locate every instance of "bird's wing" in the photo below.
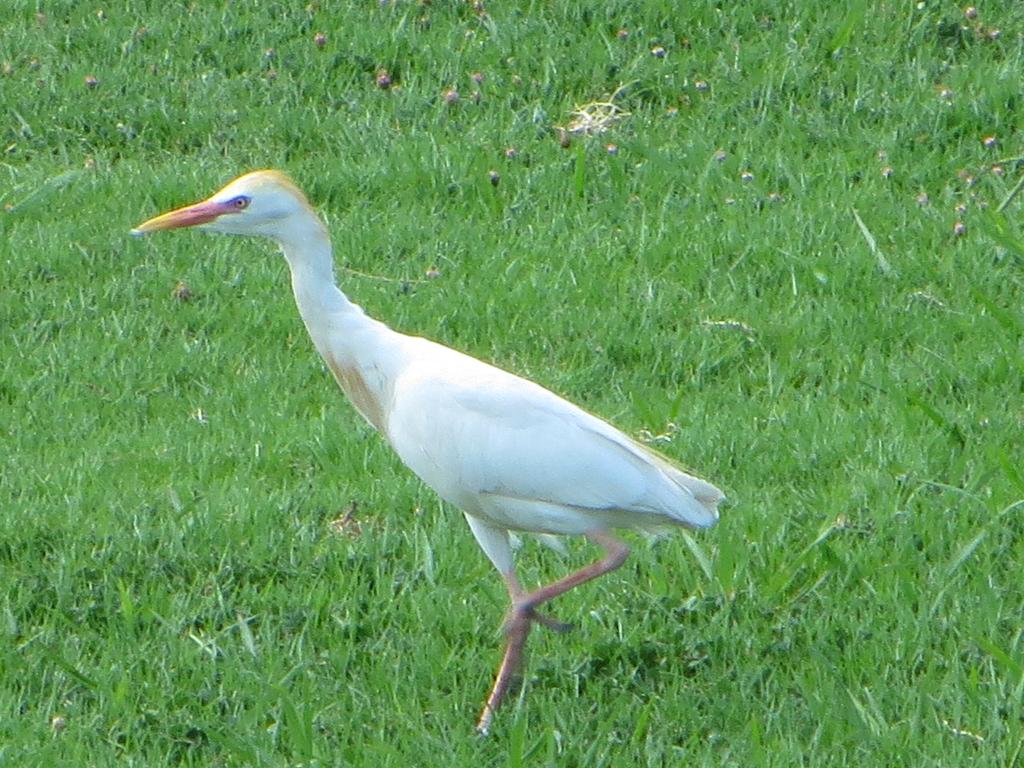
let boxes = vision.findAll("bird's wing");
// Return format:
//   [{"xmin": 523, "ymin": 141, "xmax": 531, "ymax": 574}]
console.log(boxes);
[{"xmin": 387, "ymin": 347, "xmax": 722, "ymax": 532}]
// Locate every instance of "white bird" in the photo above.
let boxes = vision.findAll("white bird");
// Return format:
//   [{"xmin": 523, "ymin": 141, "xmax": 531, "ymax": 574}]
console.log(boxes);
[{"xmin": 132, "ymin": 170, "xmax": 724, "ymax": 733}]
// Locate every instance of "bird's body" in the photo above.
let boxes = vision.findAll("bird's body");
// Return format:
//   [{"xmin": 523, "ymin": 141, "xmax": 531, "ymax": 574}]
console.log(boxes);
[{"xmin": 133, "ymin": 170, "xmax": 723, "ymax": 733}]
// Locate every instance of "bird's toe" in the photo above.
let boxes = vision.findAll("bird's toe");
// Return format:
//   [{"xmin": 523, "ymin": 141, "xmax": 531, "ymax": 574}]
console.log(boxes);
[
  {"xmin": 531, "ymin": 612, "xmax": 575, "ymax": 633},
  {"xmin": 502, "ymin": 602, "xmax": 574, "ymax": 634}
]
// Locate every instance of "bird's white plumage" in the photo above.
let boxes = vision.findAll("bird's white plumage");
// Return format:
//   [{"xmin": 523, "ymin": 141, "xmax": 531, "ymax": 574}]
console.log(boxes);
[
  {"xmin": 132, "ymin": 170, "xmax": 724, "ymax": 731},
  {"xmin": 385, "ymin": 339, "xmax": 721, "ymax": 536}
]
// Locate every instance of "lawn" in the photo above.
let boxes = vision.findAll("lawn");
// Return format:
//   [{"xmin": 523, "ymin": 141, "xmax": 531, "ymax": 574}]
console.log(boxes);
[{"xmin": 1, "ymin": 1, "xmax": 1023, "ymax": 765}]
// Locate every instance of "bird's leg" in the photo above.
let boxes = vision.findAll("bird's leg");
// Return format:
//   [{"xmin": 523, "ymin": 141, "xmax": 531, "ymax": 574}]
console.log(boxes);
[
  {"xmin": 476, "ymin": 531, "xmax": 630, "ymax": 735},
  {"xmin": 476, "ymin": 596, "xmax": 533, "ymax": 736},
  {"xmin": 499, "ymin": 572, "xmax": 574, "ymax": 634},
  {"xmin": 514, "ymin": 531, "xmax": 630, "ymax": 613},
  {"xmin": 476, "ymin": 571, "xmax": 570, "ymax": 735}
]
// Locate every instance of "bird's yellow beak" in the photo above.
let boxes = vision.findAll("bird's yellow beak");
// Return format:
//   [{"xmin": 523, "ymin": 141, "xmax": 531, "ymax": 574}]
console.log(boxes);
[{"xmin": 131, "ymin": 199, "xmax": 235, "ymax": 236}]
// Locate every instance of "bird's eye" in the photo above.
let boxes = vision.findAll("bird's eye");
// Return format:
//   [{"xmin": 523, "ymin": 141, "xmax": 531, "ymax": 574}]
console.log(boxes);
[{"xmin": 230, "ymin": 195, "xmax": 251, "ymax": 210}]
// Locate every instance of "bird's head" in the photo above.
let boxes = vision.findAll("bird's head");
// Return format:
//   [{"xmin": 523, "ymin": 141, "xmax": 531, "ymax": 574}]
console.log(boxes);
[{"xmin": 131, "ymin": 170, "xmax": 316, "ymax": 240}]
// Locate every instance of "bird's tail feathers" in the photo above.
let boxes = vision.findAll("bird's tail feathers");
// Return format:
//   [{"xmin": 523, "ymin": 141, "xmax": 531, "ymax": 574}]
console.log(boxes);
[
  {"xmin": 661, "ymin": 463, "xmax": 724, "ymax": 527},
  {"xmin": 633, "ymin": 442, "xmax": 724, "ymax": 528}
]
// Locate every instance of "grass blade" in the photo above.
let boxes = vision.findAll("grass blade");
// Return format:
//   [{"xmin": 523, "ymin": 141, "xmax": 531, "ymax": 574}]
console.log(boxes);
[
  {"xmin": 978, "ymin": 211, "xmax": 1024, "ymax": 258},
  {"xmin": 506, "ymin": 712, "xmax": 527, "ymax": 768},
  {"xmin": 829, "ymin": 2, "xmax": 867, "ymax": 53},
  {"xmin": 766, "ymin": 520, "xmax": 840, "ymax": 601},
  {"xmin": 5, "ymin": 169, "xmax": 85, "ymax": 215},
  {"xmin": 573, "ymin": 142, "xmax": 586, "ymax": 198},
  {"xmin": 974, "ymin": 635, "xmax": 1024, "ymax": 683},
  {"xmin": 972, "ymin": 287, "xmax": 1023, "ymax": 334},
  {"xmin": 852, "ymin": 208, "xmax": 896, "ymax": 276},
  {"xmin": 235, "ymin": 612, "xmax": 259, "ymax": 658},
  {"xmin": 996, "ymin": 173, "xmax": 1024, "ymax": 214},
  {"xmin": 277, "ymin": 687, "xmax": 315, "ymax": 761},
  {"xmin": 680, "ymin": 530, "xmax": 714, "ymax": 583},
  {"xmin": 904, "ymin": 391, "xmax": 965, "ymax": 447},
  {"xmin": 42, "ymin": 646, "xmax": 98, "ymax": 690},
  {"xmin": 997, "ymin": 450, "xmax": 1024, "ymax": 494},
  {"xmin": 930, "ymin": 499, "xmax": 1024, "ymax": 617}
]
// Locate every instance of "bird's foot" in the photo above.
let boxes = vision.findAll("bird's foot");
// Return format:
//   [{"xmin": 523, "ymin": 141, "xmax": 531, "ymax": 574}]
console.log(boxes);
[
  {"xmin": 476, "ymin": 705, "xmax": 495, "ymax": 736},
  {"xmin": 478, "ymin": 603, "xmax": 575, "ymax": 735},
  {"xmin": 528, "ymin": 609, "xmax": 575, "ymax": 634},
  {"xmin": 478, "ymin": 606, "xmax": 533, "ymax": 736},
  {"xmin": 502, "ymin": 602, "xmax": 574, "ymax": 635}
]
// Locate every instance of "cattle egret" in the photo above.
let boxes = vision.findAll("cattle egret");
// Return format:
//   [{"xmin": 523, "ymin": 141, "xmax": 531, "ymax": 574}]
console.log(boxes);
[{"xmin": 132, "ymin": 170, "xmax": 724, "ymax": 733}]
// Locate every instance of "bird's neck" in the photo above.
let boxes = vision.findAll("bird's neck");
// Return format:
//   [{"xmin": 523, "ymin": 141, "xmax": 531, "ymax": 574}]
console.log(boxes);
[
  {"xmin": 275, "ymin": 213, "xmax": 402, "ymax": 434},
  {"xmin": 276, "ymin": 216, "xmax": 353, "ymax": 321}
]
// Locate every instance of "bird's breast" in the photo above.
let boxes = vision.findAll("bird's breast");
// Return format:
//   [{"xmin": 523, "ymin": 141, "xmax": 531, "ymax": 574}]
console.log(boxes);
[{"xmin": 325, "ymin": 354, "xmax": 388, "ymax": 434}]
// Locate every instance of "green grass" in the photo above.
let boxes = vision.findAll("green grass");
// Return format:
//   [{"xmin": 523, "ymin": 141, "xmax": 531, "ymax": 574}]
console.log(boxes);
[{"xmin": 2, "ymin": 1, "xmax": 1023, "ymax": 765}]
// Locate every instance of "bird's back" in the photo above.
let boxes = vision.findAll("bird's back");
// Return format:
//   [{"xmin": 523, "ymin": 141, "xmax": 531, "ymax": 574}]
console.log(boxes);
[{"xmin": 385, "ymin": 337, "xmax": 723, "ymax": 536}]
